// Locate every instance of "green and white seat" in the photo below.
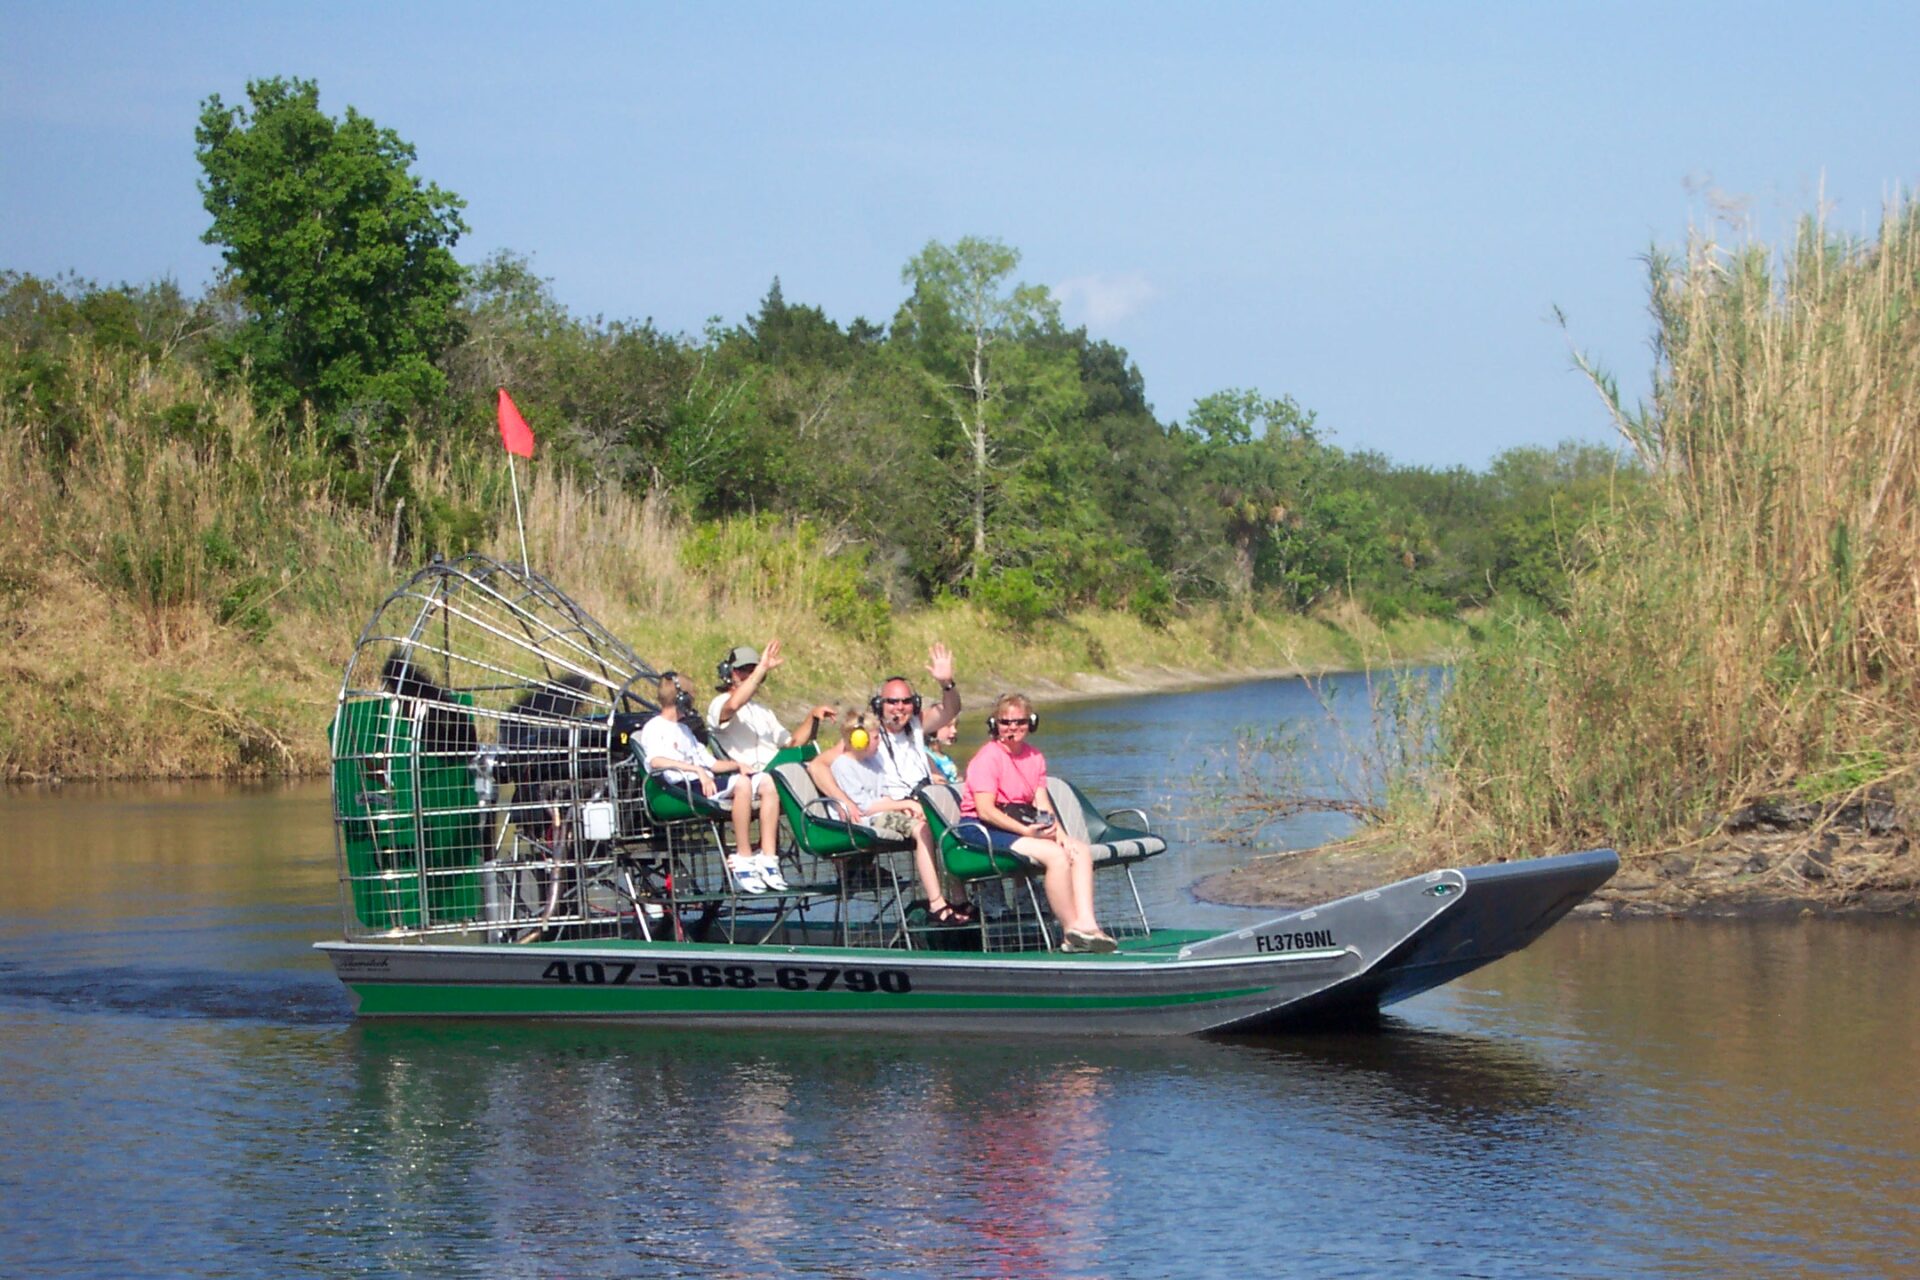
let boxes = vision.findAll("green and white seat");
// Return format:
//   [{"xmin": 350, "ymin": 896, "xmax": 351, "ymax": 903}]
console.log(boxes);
[
  {"xmin": 1042, "ymin": 778, "xmax": 1167, "ymax": 865},
  {"xmin": 1043, "ymin": 776, "xmax": 1161, "ymax": 934},
  {"xmin": 767, "ymin": 760, "xmax": 914, "ymax": 945},
  {"xmin": 915, "ymin": 782, "xmax": 1051, "ymax": 950}
]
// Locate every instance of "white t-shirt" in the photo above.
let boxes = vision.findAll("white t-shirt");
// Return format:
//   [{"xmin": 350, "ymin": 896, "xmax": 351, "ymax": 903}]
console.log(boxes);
[
  {"xmin": 875, "ymin": 723, "xmax": 931, "ymax": 800},
  {"xmin": 830, "ymin": 750, "xmax": 890, "ymax": 812},
  {"xmin": 638, "ymin": 715, "xmax": 723, "ymax": 789},
  {"xmin": 707, "ymin": 695, "xmax": 791, "ymax": 771}
]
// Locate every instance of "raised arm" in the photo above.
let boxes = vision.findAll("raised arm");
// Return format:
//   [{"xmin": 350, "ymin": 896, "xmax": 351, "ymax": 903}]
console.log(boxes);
[
  {"xmin": 919, "ymin": 642, "xmax": 961, "ymax": 735},
  {"xmin": 715, "ymin": 637, "xmax": 782, "ymax": 724}
]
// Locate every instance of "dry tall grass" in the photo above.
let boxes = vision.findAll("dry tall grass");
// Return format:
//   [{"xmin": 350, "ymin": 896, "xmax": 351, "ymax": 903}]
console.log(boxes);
[
  {"xmin": 1425, "ymin": 197, "xmax": 1920, "ymax": 854},
  {"xmin": 3, "ymin": 342, "xmax": 1455, "ymax": 779}
]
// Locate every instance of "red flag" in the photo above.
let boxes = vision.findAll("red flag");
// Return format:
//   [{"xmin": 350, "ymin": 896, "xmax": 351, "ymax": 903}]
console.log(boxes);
[{"xmin": 497, "ymin": 388, "xmax": 535, "ymax": 458}]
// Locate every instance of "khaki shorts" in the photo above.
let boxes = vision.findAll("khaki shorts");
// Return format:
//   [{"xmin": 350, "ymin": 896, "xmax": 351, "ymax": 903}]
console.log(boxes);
[{"xmin": 863, "ymin": 809, "xmax": 916, "ymax": 839}]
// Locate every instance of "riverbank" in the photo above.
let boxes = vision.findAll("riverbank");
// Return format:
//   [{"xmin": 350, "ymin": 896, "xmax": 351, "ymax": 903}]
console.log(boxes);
[
  {"xmin": 1194, "ymin": 816, "xmax": 1919, "ymax": 919},
  {"xmin": 0, "ymin": 547, "xmax": 1463, "ymax": 782}
]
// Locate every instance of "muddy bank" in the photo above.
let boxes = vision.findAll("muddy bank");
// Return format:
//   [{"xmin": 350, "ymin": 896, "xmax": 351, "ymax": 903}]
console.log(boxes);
[{"xmin": 1195, "ymin": 815, "xmax": 1919, "ymax": 919}]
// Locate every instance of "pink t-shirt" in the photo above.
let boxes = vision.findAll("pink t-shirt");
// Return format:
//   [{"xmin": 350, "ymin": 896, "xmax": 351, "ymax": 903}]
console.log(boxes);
[{"xmin": 960, "ymin": 742, "xmax": 1048, "ymax": 817}]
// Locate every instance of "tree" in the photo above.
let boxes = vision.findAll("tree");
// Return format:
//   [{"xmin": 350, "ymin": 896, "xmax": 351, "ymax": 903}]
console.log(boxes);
[
  {"xmin": 196, "ymin": 77, "xmax": 467, "ymax": 437},
  {"xmin": 894, "ymin": 237, "xmax": 1081, "ymax": 577},
  {"xmin": 1186, "ymin": 389, "xmax": 1326, "ymax": 597},
  {"xmin": 747, "ymin": 277, "xmax": 856, "ymax": 368}
]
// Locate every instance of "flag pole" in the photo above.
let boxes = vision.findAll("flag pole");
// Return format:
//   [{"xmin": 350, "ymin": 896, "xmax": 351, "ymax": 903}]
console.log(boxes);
[
  {"xmin": 507, "ymin": 452, "xmax": 531, "ymax": 577},
  {"xmin": 496, "ymin": 387, "xmax": 537, "ymax": 578}
]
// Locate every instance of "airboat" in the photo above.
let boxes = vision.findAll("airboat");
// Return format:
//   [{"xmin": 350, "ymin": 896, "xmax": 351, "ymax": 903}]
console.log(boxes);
[{"xmin": 320, "ymin": 554, "xmax": 1616, "ymax": 1035}]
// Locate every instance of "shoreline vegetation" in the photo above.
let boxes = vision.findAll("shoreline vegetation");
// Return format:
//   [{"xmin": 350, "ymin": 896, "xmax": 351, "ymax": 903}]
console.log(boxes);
[
  {"xmin": 0, "ymin": 80, "xmax": 1621, "ymax": 785},
  {"xmin": 1205, "ymin": 197, "xmax": 1920, "ymax": 918},
  {"xmin": 0, "ymin": 354, "xmax": 1466, "ymax": 780},
  {"xmin": 3, "ymin": 79, "xmax": 1912, "ymax": 918},
  {"xmin": 1194, "ymin": 822, "xmax": 1918, "ymax": 920},
  {"xmin": 0, "ymin": 482, "xmax": 1462, "ymax": 782}
]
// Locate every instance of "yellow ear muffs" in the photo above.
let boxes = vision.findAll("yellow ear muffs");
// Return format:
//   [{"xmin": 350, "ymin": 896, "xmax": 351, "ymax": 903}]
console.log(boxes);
[{"xmin": 848, "ymin": 727, "xmax": 870, "ymax": 750}]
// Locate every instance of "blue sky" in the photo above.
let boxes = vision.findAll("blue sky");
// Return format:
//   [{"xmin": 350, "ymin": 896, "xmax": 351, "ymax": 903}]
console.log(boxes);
[{"xmin": 5, "ymin": 2, "xmax": 1916, "ymax": 468}]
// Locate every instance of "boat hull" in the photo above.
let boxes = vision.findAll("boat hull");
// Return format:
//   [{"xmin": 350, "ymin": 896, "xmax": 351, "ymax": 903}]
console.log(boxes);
[{"xmin": 319, "ymin": 849, "xmax": 1618, "ymax": 1035}]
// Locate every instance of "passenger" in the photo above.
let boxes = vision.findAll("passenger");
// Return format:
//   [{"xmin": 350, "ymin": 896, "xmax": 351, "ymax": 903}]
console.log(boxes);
[
  {"xmin": 639, "ymin": 671, "xmax": 787, "ymax": 895},
  {"xmin": 867, "ymin": 643, "xmax": 971, "ymax": 922},
  {"xmin": 963, "ymin": 693, "xmax": 1112, "ymax": 952},
  {"xmin": 811, "ymin": 709, "xmax": 973, "ymax": 925},
  {"xmin": 708, "ymin": 638, "xmax": 835, "ymax": 770},
  {"xmin": 707, "ymin": 637, "xmax": 833, "ymax": 886},
  {"xmin": 867, "ymin": 643, "xmax": 962, "ymax": 801},
  {"xmin": 926, "ymin": 718, "xmax": 962, "ymax": 785}
]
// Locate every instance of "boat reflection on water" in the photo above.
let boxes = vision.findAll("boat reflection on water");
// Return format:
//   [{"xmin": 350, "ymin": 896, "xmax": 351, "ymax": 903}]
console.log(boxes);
[
  {"xmin": 340, "ymin": 1023, "xmax": 1127, "ymax": 1276},
  {"xmin": 946, "ymin": 1063, "xmax": 1112, "ymax": 1279},
  {"xmin": 334, "ymin": 1018, "xmax": 1574, "ymax": 1277},
  {"xmin": 1218, "ymin": 1019, "xmax": 1579, "ymax": 1126}
]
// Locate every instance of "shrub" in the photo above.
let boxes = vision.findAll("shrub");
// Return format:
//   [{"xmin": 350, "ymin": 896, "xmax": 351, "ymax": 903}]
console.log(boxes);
[{"xmin": 972, "ymin": 567, "xmax": 1056, "ymax": 629}]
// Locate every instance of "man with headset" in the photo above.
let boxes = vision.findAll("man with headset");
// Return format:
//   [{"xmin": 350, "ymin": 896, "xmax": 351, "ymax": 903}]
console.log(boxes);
[
  {"xmin": 706, "ymin": 637, "xmax": 835, "ymax": 894},
  {"xmin": 708, "ymin": 637, "xmax": 835, "ymax": 770},
  {"xmin": 869, "ymin": 642, "xmax": 961, "ymax": 801},
  {"xmin": 806, "ymin": 642, "xmax": 970, "ymax": 923}
]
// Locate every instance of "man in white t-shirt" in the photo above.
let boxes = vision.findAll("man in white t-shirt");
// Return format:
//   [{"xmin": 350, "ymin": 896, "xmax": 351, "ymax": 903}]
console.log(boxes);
[
  {"xmin": 870, "ymin": 643, "xmax": 962, "ymax": 801},
  {"xmin": 707, "ymin": 638, "xmax": 835, "ymax": 770}
]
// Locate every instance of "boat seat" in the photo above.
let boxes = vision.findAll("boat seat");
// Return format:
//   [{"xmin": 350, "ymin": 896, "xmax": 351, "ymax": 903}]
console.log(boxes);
[
  {"xmin": 765, "ymin": 742, "xmax": 820, "ymax": 770},
  {"xmin": 916, "ymin": 782, "xmax": 1040, "ymax": 881},
  {"xmin": 768, "ymin": 761, "xmax": 915, "ymax": 945},
  {"xmin": 768, "ymin": 762, "xmax": 914, "ymax": 862},
  {"xmin": 640, "ymin": 768, "xmax": 736, "ymax": 824},
  {"xmin": 634, "ymin": 765, "xmax": 733, "ymax": 897},
  {"xmin": 1043, "ymin": 777, "xmax": 1168, "ymax": 865}
]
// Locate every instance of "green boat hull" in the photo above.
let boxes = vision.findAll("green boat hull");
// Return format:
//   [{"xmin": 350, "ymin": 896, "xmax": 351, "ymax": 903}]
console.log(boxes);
[{"xmin": 320, "ymin": 849, "xmax": 1619, "ymax": 1036}]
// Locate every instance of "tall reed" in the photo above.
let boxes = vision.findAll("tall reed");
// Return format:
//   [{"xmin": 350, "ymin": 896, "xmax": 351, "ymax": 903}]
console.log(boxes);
[{"xmin": 1426, "ymin": 197, "xmax": 1920, "ymax": 854}]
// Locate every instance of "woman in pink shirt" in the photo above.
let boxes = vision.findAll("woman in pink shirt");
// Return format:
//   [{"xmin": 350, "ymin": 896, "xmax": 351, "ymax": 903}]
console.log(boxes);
[{"xmin": 962, "ymin": 693, "xmax": 1112, "ymax": 952}]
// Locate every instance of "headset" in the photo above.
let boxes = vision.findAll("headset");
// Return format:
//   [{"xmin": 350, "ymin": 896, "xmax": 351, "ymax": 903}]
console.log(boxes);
[
  {"xmin": 868, "ymin": 676, "xmax": 921, "ymax": 719},
  {"xmin": 986, "ymin": 706, "xmax": 1040, "ymax": 739},
  {"xmin": 716, "ymin": 649, "xmax": 758, "ymax": 691},
  {"xmin": 658, "ymin": 671, "xmax": 698, "ymax": 720}
]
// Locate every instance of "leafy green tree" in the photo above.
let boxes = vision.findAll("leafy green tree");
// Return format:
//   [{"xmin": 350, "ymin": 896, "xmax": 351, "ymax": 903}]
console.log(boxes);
[
  {"xmin": 748, "ymin": 278, "xmax": 863, "ymax": 368},
  {"xmin": 1187, "ymin": 388, "xmax": 1325, "ymax": 598},
  {"xmin": 446, "ymin": 250, "xmax": 576, "ymax": 401},
  {"xmin": 196, "ymin": 77, "xmax": 467, "ymax": 437},
  {"xmin": 894, "ymin": 237, "xmax": 1082, "ymax": 578},
  {"xmin": 1478, "ymin": 442, "xmax": 1640, "ymax": 609}
]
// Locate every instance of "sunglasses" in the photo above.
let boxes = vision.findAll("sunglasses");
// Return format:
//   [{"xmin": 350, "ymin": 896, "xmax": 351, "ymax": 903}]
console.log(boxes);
[
  {"xmin": 993, "ymin": 718, "xmax": 1032, "ymax": 728},
  {"xmin": 882, "ymin": 696, "xmax": 916, "ymax": 705},
  {"xmin": 733, "ymin": 664, "xmax": 756, "ymax": 676}
]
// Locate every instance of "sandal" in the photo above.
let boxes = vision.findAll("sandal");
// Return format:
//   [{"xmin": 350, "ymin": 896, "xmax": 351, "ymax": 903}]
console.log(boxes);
[{"xmin": 927, "ymin": 901, "xmax": 974, "ymax": 927}]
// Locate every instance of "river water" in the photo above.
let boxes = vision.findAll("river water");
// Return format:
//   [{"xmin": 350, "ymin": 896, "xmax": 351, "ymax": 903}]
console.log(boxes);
[{"xmin": 2, "ymin": 675, "xmax": 1914, "ymax": 1278}]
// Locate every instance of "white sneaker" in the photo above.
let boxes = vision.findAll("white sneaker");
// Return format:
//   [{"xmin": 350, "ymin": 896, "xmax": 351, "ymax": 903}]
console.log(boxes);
[
  {"xmin": 757, "ymin": 854, "xmax": 790, "ymax": 892},
  {"xmin": 728, "ymin": 856, "xmax": 768, "ymax": 895}
]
